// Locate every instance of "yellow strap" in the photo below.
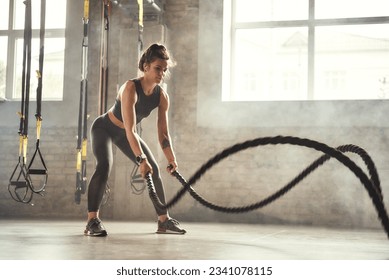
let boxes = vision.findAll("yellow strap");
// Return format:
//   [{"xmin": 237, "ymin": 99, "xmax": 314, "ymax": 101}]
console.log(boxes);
[
  {"xmin": 36, "ymin": 119, "xmax": 42, "ymax": 140},
  {"xmin": 23, "ymin": 136, "xmax": 28, "ymax": 165},
  {"xmin": 17, "ymin": 111, "xmax": 25, "ymax": 119},
  {"xmin": 19, "ymin": 135, "xmax": 23, "ymax": 156},
  {"xmin": 82, "ymin": 139, "xmax": 87, "ymax": 159},
  {"xmin": 76, "ymin": 150, "xmax": 82, "ymax": 171},
  {"xmin": 137, "ymin": 0, "xmax": 144, "ymax": 28},
  {"xmin": 84, "ymin": 0, "xmax": 89, "ymax": 20}
]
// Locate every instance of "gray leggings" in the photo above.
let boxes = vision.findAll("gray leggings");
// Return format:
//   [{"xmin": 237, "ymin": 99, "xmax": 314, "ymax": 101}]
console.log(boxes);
[{"xmin": 87, "ymin": 113, "xmax": 167, "ymax": 215}]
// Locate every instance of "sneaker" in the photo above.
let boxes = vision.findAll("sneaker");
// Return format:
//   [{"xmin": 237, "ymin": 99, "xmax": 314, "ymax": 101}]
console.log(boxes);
[
  {"xmin": 156, "ymin": 218, "xmax": 186, "ymax": 234},
  {"xmin": 84, "ymin": 217, "xmax": 107, "ymax": 237}
]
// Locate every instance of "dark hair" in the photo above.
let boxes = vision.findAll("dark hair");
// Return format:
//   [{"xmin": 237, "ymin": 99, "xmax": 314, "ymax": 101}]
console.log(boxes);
[{"xmin": 138, "ymin": 43, "xmax": 174, "ymax": 72}]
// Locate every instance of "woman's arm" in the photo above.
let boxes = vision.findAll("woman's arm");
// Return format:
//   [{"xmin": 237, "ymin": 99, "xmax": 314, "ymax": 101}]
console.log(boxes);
[
  {"xmin": 158, "ymin": 89, "xmax": 177, "ymax": 173},
  {"xmin": 120, "ymin": 81, "xmax": 153, "ymax": 177}
]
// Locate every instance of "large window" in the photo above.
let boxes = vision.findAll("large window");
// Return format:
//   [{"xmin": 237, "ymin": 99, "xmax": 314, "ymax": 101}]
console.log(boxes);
[
  {"xmin": 223, "ymin": 0, "xmax": 389, "ymax": 101},
  {"xmin": 0, "ymin": 0, "xmax": 67, "ymax": 101}
]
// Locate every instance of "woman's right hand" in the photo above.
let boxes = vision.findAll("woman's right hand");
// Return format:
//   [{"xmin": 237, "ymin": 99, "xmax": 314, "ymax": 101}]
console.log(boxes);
[{"xmin": 140, "ymin": 160, "xmax": 153, "ymax": 178}]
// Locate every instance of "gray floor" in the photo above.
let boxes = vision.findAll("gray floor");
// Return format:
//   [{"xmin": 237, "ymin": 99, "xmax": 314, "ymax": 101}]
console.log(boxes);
[{"xmin": 0, "ymin": 219, "xmax": 388, "ymax": 260}]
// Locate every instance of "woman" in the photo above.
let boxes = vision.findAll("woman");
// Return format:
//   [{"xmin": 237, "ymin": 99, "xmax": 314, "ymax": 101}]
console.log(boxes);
[{"xmin": 84, "ymin": 44, "xmax": 186, "ymax": 236}]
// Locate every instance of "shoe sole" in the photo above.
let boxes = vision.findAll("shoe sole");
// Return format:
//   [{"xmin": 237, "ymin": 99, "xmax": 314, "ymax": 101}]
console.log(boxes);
[
  {"xmin": 156, "ymin": 229, "xmax": 186, "ymax": 234},
  {"xmin": 84, "ymin": 230, "xmax": 108, "ymax": 237}
]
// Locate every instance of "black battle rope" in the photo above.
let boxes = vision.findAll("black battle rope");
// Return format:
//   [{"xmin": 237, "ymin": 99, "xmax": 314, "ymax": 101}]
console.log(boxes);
[
  {"xmin": 145, "ymin": 136, "xmax": 389, "ymax": 239},
  {"xmin": 8, "ymin": 0, "xmax": 33, "ymax": 204},
  {"xmin": 75, "ymin": 0, "xmax": 90, "ymax": 204},
  {"xmin": 27, "ymin": 0, "xmax": 47, "ymax": 195}
]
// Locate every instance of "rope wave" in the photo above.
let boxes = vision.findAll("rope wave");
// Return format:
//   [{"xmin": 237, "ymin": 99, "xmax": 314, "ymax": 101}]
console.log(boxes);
[{"xmin": 146, "ymin": 135, "xmax": 389, "ymax": 239}]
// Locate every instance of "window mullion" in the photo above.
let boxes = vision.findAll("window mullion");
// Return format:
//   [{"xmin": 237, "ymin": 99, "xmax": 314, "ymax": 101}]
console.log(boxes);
[
  {"xmin": 315, "ymin": 16, "xmax": 389, "ymax": 26},
  {"xmin": 8, "ymin": 0, "xmax": 15, "ymax": 30},
  {"xmin": 235, "ymin": 20, "xmax": 309, "ymax": 29},
  {"xmin": 230, "ymin": 0, "xmax": 236, "ymax": 101},
  {"xmin": 307, "ymin": 0, "xmax": 315, "ymax": 100},
  {"xmin": 5, "ymin": 0, "xmax": 15, "ymax": 100}
]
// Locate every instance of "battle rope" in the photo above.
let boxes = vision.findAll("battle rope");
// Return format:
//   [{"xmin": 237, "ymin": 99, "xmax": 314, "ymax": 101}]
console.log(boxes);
[
  {"xmin": 75, "ymin": 0, "xmax": 90, "ymax": 204},
  {"xmin": 27, "ymin": 0, "xmax": 48, "ymax": 195},
  {"xmin": 145, "ymin": 136, "xmax": 389, "ymax": 239},
  {"xmin": 8, "ymin": 0, "xmax": 33, "ymax": 203}
]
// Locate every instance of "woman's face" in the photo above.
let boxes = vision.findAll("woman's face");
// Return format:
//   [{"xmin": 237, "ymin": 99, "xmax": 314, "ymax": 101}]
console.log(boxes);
[{"xmin": 145, "ymin": 58, "xmax": 168, "ymax": 84}]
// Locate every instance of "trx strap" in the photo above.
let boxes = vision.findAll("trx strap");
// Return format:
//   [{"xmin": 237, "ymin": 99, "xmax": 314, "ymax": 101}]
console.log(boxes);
[
  {"xmin": 96, "ymin": 0, "xmax": 112, "ymax": 204},
  {"xmin": 75, "ymin": 0, "xmax": 90, "ymax": 204},
  {"xmin": 137, "ymin": 0, "xmax": 144, "ymax": 61},
  {"xmin": 98, "ymin": 0, "xmax": 111, "ymax": 115},
  {"xmin": 129, "ymin": 0, "xmax": 146, "ymax": 194},
  {"xmin": 129, "ymin": 123, "xmax": 146, "ymax": 194},
  {"xmin": 8, "ymin": 0, "xmax": 33, "ymax": 203},
  {"xmin": 27, "ymin": 0, "xmax": 48, "ymax": 194}
]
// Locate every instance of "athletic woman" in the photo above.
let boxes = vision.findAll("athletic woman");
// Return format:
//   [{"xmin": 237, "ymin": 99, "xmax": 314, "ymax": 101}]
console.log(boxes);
[{"xmin": 84, "ymin": 44, "xmax": 186, "ymax": 236}]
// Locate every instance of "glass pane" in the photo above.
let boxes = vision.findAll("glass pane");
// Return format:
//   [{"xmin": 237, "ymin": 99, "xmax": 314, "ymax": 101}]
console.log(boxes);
[
  {"xmin": 316, "ymin": 0, "xmax": 389, "ymax": 19},
  {"xmin": 315, "ymin": 24, "xmax": 389, "ymax": 100},
  {"xmin": 232, "ymin": 27, "xmax": 308, "ymax": 101},
  {"xmin": 0, "ymin": 37, "xmax": 7, "ymax": 99},
  {"xmin": 235, "ymin": 0, "xmax": 308, "ymax": 22},
  {"xmin": 0, "ymin": 0, "xmax": 9, "ymax": 29},
  {"xmin": 14, "ymin": 0, "xmax": 67, "ymax": 29},
  {"xmin": 14, "ymin": 37, "xmax": 64, "ymax": 101}
]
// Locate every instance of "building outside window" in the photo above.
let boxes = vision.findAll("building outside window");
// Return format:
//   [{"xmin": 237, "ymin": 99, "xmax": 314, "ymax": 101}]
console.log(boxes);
[
  {"xmin": 0, "ymin": 0, "xmax": 67, "ymax": 101},
  {"xmin": 223, "ymin": 0, "xmax": 389, "ymax": 101}
]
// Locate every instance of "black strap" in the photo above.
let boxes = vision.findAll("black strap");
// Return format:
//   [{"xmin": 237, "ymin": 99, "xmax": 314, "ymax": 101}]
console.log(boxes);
[
  {"xmin": 137, "ymin": 0, "xmax": 144, "ymax": 60},
  {"xmin": 75, "ymin": 0, "xmax": 90, "ymax": 204},
  {"xmin": 8, "ymin": 0, "xmax": 33, "ymax": 204},
  {"xmin": 98, "ymin": 0, "xmax": 110, "ymax": 115},
  {"xmin": 24, "ymin": 0, "xmax": 48, "ymax": 195},
  {"xmin": 35, "ymin": 0, "xmax": 46, "ymax": 119},
  {"xmin": 20, "ymin": 0, "xmax": 32, "ymax": 140}
]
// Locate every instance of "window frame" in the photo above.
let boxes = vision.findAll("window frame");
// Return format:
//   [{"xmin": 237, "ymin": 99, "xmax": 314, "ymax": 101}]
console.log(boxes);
[
  {"xmin": 223, "ymin": 0, "xmax": 389, "ymax": 101},
  {"xmin": 0, "ymin": 0, "xmax": 66, "ymax": 101},
  {"xmin": 197, "ymin": 0, "xmax": 389, "ymax": 128}
]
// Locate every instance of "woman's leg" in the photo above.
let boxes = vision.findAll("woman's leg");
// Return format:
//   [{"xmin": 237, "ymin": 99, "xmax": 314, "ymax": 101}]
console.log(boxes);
[
  {"xmin": 84, "ymin": 116, "xmax": 113, "ymax": 236},
  {"xmin": 87, "ymin": 127, "xmax": 113, "ymax": 213},
  {"xmin": 112, "ymin": 124, "xmax": 185, "ymax": 234}
]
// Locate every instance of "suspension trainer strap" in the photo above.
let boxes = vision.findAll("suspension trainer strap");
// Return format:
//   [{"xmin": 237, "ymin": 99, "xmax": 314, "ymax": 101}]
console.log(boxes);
[
  {"xmin": 75, "ymin": 0, "xmax": 90, "ymax": 204},
  {"xmin": 27, "ymin": 0, "xmax": 47, "ymax": 195},
  {"xmin": 8, "ymin": 0, "xmax": 33, "ymax": 204},
  {"xmin": 23, "ymin": 0, "xmax": 32, "ymax": 166},
  {"xmin": 98, "ymin": 0, "xmax": 110, "ymax": 115},
  {"xmin": 128, "ymin": 0, "xmax": 146, "ymax": 194},
  {"xmin": 137, "ymin": 0, "xmax": 144, "ymax": 61},
  {"xmin": 35, "ymin": 0, "xmax": 45, "ymax": 122}
]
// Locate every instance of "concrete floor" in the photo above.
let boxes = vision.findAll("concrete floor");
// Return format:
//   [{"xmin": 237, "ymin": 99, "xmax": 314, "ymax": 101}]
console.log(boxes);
[{"xmin": 0, "ymin": 219, "xmax": 388, "ymax": 260}]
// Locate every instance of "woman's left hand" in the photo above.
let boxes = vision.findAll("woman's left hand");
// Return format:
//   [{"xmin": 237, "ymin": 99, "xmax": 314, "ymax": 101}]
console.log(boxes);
[{"xmin": 167, "ymin": 161, "xmax": 178, "ymax": 175}]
